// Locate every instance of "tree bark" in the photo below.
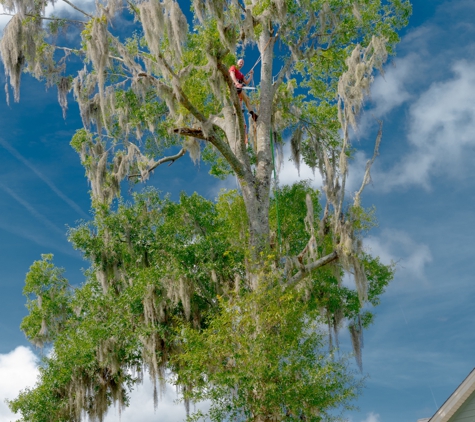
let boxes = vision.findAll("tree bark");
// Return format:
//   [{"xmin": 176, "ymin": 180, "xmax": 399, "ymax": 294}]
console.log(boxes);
[{"xmin": 237, "ymin": 26, "xmax": 276, "ymax": 288}]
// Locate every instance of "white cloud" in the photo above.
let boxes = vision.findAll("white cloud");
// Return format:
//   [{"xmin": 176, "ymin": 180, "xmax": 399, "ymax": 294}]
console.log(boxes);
[
  {"xmin": 357, "ymin": 26, "xmax": 436, "ymax": 136},
  {"xmin": 345, "ymin": 150, "xmax": 371, "ymax": 196},
  {"xmin": 368, "ymin": 53, "xmax": 419, "ymax": 117},
  {"xmin": 361, "ymin": 412, "xmax": 381, "ymax": 422},
  {"xmin": 365, "ymin": 229, "xmax": 432, "ymax": 282},
  {"xmin": 211, "ymin": 174, "xmax": 240, "ymax": 198},
  {"xmin": 213, "ymin": 142, "xmax": 324, "ymax": 197},
  {"xmin": 348, "ymin": 412, "xmax": 382, "ymax": 422},
  {"xmin": 103, "ymin": 378, "xmax": 209, "ymax": 422},
  {"xmin": 0, "ymin": 347, "xmax": 39, "ymax": 422},
  {"xmin": 0, "ymin": 14, "xmax": 10, "ymax": 33},
  {"xmin": 0, "ymin": 346, "xmax": 207, "ymax": 422},
  {"xmin": 277, "ymin": 143, "xmax": 323, "ymax": 189},
  {"xmin": 45, "ymin": 0, "xmax": 96, "ymax": 16},
  {"xmin": 0, "ymin": 0, "xmax": 95, "ymax": 33},
  {"xmin": 377, "ymin": 60, "xmax": 475, "ymax": 191}
]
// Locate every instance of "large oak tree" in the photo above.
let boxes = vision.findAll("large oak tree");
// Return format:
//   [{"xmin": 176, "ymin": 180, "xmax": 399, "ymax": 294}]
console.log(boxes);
[{"xmin": 0, "ymin": 0, "xmax": 410, "ymax": 420}]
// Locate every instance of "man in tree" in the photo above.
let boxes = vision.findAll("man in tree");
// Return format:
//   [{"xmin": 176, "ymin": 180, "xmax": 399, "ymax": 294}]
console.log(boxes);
[{"xmin": 229, "ymin": 58, "xmax": 258, "ymax": 121}]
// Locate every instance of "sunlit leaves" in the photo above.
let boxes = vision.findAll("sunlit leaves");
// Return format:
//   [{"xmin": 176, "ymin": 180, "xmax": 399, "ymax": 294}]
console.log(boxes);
[
  {"xmin": 177, "ymin": 285, "xmax": 359, "ymax": 422},
  {"xmin": 20, "ymin": 254, "xmax": 72, "ymax": 347}
]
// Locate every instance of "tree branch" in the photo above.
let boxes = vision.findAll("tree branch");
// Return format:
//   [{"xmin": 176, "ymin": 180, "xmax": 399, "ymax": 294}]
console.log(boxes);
[
  {"xmin": 272, "ymin": 55, "xmax": 294, "ymax": 94},
  {"xmin": 61, "ymin": 0, "xmax": 93, "ymax": 18},
  {"xmin": 353, "ymin": 120, "xmax": 382, "ymax": 206},
  {"xmin": 273, "ymin": 15, "xmax": 343, "ymax": 94},
  {"xmin": 237, "ymin": 0, "xmax": 246, "ymax": 13},
  {"xmin": 125, "ymin": 0, "xmax": 139, "ymax": 15},
  {"xmin": 128, "ymin": 148, "xmax": 186, "ymax": 180},
  {"xmin": 285, "ymin": 251, "xmax": 339, "ymax": 287},
  {"xmin": 0, "ymin": 12, "xmax": 86, "ymax": 24},
  {"xmin": 216, "ymin": 61, "xmax": 247, "ymax": 149},
  {"xmin": 173, "ymin": 128, "xmax": 207, "ymax": 140},
  {"xmin": 149, "ymin": 52, "xmax": 209, "ymax": 125},
  {"xmin": 56, "ymin": 45, "xmax": 126, "ymax": 65},
  {"xmin": 55, "ymin": 46, "xmax": 82, "ymax": 55},
  {"xmin": 207, "ymin": 114, "xmax": 227, "ymax": 134},
  {"xmin": 172, "ymin": 127, "xmax": 246, "ymax": 178},
  {"xmin": 272, "ymin": 24, "xmax": 311, "ymax": 94},
  {"xmin": 137, "ymin": 71, "xmax": 246, "ymax": 179},
  {"xmin": 137, "ymin": 71, "xmax": 208, "ymax": 123}
]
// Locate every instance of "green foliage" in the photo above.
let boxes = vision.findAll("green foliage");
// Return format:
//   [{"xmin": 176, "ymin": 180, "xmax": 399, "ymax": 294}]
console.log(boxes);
[
  {"xmin": 9, "ymin": 188, "xmax": 393, "ymax": 421},
  {"xmin": 2, "ymin": 0, "xmax": 409, "ymax": 420},
  {"xmin": 70, "ymin": 128, "xmax": 90, "ymax": 153},
  {"xmin": 20, "ymin": 254, "xmax": 72, "ymax": 347},
  {"xmin": 270, "ymin": 182, "xmax": 322, "ymax": 255},
  {"xmin": 46, "ymin": 16, "xmax": 67, "ymax": 36},
  {"xmin": 349, "ymin": 204, "xmax": 377, "ymax": 235},
  {"xmin": 202, "ymin": 144, "xmax": 234, "ymax": 179},
  {"xmin": 177, "ymin": 285, "xmax": 359, "ymax": 422},
  {"xmin": 0, "ymin": 0, "xmax": 410, "ymax": 180}
]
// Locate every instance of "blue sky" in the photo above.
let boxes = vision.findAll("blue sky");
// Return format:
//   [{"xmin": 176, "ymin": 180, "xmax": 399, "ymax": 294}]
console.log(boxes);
[{"xmin": 1, "ymin": 1, "xmax": 475, "ymax": 422}]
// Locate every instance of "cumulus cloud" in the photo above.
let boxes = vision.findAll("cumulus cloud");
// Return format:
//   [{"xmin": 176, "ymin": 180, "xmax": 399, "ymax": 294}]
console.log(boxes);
[
  {"xmin": 0, "ymin": 0, "xmax": 96, "ymax": 33},
  {"xmin": 348, "ymin": 412, "xmax": 382, "ymax": 422},
  {"xmin": 104, "ymin": 378, "xmax": 209, "ymax": 422},
  {"xmin": 213, "ymin": 139, "xmax": 375, "ymax": 205},
  {"xmin": 277, "ymin": 143, "xmax": 323, "ymax": 189},
  {"xmin": 0, "ymin": 347, "xmax": 39, "ymax": 422},
  {"xmin": 355, "ymin": 0, "xmax": 475, "ymax": 193},
  {"xmin": 361, "ymin": 412, "xmax": 381, "ymax": 422},
  {"xmin": 368, "ymin": 54, "xmax": 419, "ymax": 118},
  {"xmin": 42, "ymin": 0, "xmax": 96, "ymax": 23},
  {"xmin": 345, "ymin": 150, "xmax": 373, "ymax": 196},
  {"xmin": 0, "ymin": 346, "xmax": 206, "ymax": 422},
  {"xmin": 377, "ymin": 61, "xmax": 475, "ymax": 190},
  {"xmin": 0, "ymin": 13, "xmax": 10, "ymax": 34},
  {"xmin": 213, "ymin": 142, "xmax": 324, "ymax": 197},
  {"xmin": 357, "ymin": 26, "xmax": 438, "ymax": 136},
  {"xmin": 365, "ymin": 229, "xmax": 432, "ymax": 282}
]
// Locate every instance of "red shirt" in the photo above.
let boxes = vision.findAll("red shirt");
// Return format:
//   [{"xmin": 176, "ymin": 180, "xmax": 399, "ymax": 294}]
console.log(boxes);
[{"xmin": 229, "ymin": 65, "xmax": 244, "ymax": 83}]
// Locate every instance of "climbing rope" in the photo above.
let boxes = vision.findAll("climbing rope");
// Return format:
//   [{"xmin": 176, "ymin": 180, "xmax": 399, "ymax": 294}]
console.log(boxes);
[
  {"xmin": 245, "ymin": 33, "xmax": 279, "ymax": 79},
  {"xmin": 270, "ymin": 130, "xmax": 282, "ymax": 250}
]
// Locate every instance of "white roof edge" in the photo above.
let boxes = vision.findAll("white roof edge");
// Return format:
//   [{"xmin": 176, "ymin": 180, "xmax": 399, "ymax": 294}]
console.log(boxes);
[{"xmin": 429, "ymin": 368, "xmax": 475, "ymax": 422}]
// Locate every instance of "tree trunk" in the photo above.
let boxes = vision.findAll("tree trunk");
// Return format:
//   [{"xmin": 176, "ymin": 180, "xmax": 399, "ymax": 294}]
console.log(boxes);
[
  {"xmin": 240, "ymin": 176, "xmax": 270, "ymax": 248},
  {"xmin": 238, "ymin": 26, "xmax": 276, "ymax": 289}
]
